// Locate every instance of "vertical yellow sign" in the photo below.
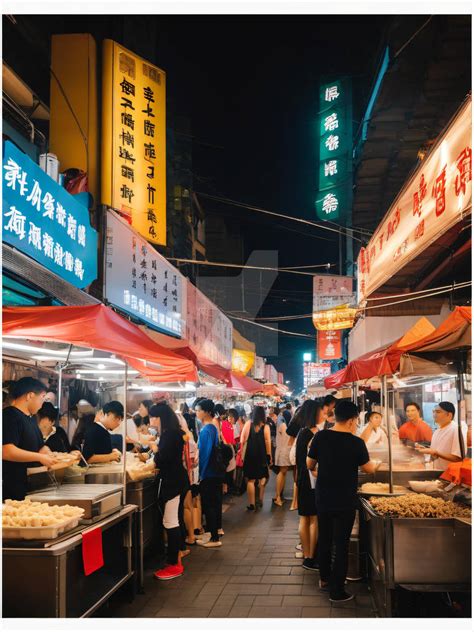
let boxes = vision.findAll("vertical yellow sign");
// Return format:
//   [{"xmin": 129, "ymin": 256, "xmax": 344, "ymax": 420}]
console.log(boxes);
[{"xmin": 102, "ymin": 40, "xmax": 166, "ymax": 245}]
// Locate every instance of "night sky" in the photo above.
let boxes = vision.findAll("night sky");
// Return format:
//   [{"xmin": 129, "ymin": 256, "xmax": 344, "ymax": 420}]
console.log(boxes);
[{"xmin": 4, "ymin": 14, "xmax": 390, "ymax": 389}]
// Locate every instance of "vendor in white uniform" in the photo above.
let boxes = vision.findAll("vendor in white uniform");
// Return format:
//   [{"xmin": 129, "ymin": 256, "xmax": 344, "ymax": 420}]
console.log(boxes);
[
  {"xmin": 358, "ymin": 411, "xmax": 387, "ymax": 448},
  {"xmin": 416, "ymin": 401, "xmax": 465, "ymax": 470}
]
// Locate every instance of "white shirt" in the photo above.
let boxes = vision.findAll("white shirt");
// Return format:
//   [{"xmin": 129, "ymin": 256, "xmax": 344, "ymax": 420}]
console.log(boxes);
[
  {"xmin": 431, "ymin": 422, "xmax": 465, "ymax": 471},
  {"xmin": 358, "ymin": 423, "xmax": 386, "ymax": 448}
]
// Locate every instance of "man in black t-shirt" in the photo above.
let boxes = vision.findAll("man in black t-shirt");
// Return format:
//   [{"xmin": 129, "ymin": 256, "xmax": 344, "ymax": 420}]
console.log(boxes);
[
  {"xmin": 307, "ymin": 400, "xmax": 377, "ymax": 603},
  {"xmin": 82, "ymin": 401, "xmax": 124, "ymax": 464},
  {"xmin": 2, "ymin": 378, "xmax": 58, "ymax": 501}
]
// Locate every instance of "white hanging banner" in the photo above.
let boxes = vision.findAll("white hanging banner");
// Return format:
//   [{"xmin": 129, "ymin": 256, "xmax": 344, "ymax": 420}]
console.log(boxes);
[
  {"xmin": 105, "ymin": 210, "xmax": 185, "ymax": 337},
  {"xmin": 357, "ymin": 98, "xmax": 472, "ymax": 302}
]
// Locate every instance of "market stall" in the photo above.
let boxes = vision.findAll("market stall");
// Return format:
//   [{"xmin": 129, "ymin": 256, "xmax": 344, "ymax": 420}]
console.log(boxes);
[
  {"xmin": 2, "ymin": 304, "xmax": 199, "ymax": 616},
  {"xmin": 324, "ymin": 308, "xmax": 472, "ymax": 616}
]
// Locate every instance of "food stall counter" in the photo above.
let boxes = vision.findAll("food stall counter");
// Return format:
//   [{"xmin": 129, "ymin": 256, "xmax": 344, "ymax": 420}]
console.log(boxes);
[{"xmin": 3, "ymin": 504, "xmax": 137, "ymax": 618}]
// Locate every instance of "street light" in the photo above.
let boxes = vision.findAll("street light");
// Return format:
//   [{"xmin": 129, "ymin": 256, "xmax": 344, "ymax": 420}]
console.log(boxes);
[
  {"xmin": 303, "ymin": 352, "xmax": 312, "ymax": 362},
  {"xmin": 285, "ymin": 380, "xmax": 290, "ymax": 384}
]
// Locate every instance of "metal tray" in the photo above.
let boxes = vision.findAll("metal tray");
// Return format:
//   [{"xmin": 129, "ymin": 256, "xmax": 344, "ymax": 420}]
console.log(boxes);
[
  {"xmin": 359, "ymin": 490, "xmax": 411, "ymax": 498},
  {"xmin": 27, "ymin": 484, "xmax": 123, "ymax": 520}
]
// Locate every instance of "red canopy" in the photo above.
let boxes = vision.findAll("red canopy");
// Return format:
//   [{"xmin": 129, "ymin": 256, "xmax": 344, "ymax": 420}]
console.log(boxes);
[
  {"xmin": 225, "ymin": 372, "xmax": 263, "ymax": 394},
  {"xmin": 324, "ymin": 344, "xmax": 402, "ymax": 389},
  {"xmin": 3, "ymin": 305, "xmax": 198, "ymax": 382},
  {"xmin": 399, "ymin": 306, "xmax": 471, "ymax": 353},
  {"xmin": 139, "ymin": 325, "xmax": 231, "ymax": 382},
  {"xmin": 324, "ymin": 309, "xmax": 471, "ymax": 389},
  {"xmin": 261, "ymin": 383, "xmax": 288, "ymax": 397}
]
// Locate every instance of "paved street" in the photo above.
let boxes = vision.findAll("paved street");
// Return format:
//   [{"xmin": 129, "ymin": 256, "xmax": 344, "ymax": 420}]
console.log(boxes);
[{"xmin": 99, "ymin": 476, "xmax": 377, "ymax": 618}]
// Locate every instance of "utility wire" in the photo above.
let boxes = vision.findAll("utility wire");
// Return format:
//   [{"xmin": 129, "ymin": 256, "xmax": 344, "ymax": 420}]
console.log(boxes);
[
  {"xmin": 366, "ymin": 282, "xmax": 470, "ymax": 301},
  {"xmin": 393, "ymin": 16, "xmax": 434, "ymax": 59},
  {"xmin": 196, "ymin": 192, "xmax": 369, "ymax": 242},
  {"xmin": 227, "ymin": 314, "xmax": 316, "ymax": 339},
  {"xmin": 362, "ymin": 281, "xmax": 471, "ymax": 311},
  {"xmin": 247, "ymin": 281, "xmax": 471, "ymax": 321},
  {"xmin": 279, "ymin": 264, "xmax": 333, "ymax": 270},
  {"xmin": 168, "ymin": 258, "xmax": 337, "ymax": 277}
]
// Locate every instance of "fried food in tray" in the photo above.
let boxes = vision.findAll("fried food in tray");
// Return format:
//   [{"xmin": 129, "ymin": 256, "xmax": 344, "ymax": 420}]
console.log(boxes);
[{"xmin": 369, "ymin": 493, "xmax": 471, "ymax": 519}]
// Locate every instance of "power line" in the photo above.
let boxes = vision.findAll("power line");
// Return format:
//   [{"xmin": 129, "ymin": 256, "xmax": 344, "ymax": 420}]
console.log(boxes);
[
  {"xmin": 247, "ymin": 280, "xmax": 472, "ymax": 321},
  {"xmin": 196, "ymin": 192, "xmax": 368, "ymax": 242},
  {"xmin": 362, "ymin": 281, "xmax": 471, "ymax": 311},
  {"xmin": 227, "ymin": 314, "xmax": 316, "ymax": 339},
  {"xmin": 169, "ymin": 257, "xmax": 336, "ymax": 277},
  {"xmin": 366, "ymin": 282, "xmax": 470, "ymax": 301},
  {"xmin": 279, "ymin": 264, "xmax": 336, "ymax": 270}
]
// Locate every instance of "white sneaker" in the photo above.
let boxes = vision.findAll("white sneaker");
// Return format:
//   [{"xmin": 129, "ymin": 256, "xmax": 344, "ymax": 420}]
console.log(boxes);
[
  {"xmin": 196, "ymin": 533, "xmax": 212, "ymax": 546},
  {"xmin": 295, "ymin": 551, "xmax": 304, "ymax": 559},
  {"xmin": 203, "ymin": 540, "xmax": 222, "ymax": 548},
  {"xmin": 295, "ymin": 543, "xmax": 303, "ymax": 551}
]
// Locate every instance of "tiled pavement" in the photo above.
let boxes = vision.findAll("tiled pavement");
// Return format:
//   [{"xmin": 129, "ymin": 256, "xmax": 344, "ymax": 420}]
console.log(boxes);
[{"xmin": 98, "ymin": 476, "xmax": 377, "ymax": 618}]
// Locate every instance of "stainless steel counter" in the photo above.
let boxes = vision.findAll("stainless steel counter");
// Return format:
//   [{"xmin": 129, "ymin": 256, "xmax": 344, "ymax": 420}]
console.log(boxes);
[
  {"xmin": 83, "ymin": 473, "xmax": 159, "ymax": 590},
  {"xmin": 3, "ymin": 504, "xmax": 137, "ymax": 618},
  {"xmin": 360, "ymin": 498, "xmax": 471, "ymax": 616}
]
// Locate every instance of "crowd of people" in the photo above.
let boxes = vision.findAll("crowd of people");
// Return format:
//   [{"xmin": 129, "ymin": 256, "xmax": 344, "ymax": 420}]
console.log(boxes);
[{"xmin": 2, "ymin": 376, "xmax": 467, "ymax": 602}]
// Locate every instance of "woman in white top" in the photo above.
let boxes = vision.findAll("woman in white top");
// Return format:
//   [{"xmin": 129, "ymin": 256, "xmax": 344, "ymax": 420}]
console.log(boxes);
[
  {"xmin": 274, "ymin": 409, "xmax": 293, "ymax": 506},
  {"xmin": 358, "ymin": 411, "xmax": 387, "ymax": 448},
  {"xmin": 417, "ymin": 401, "xmax": 465, "ymax": 471}
]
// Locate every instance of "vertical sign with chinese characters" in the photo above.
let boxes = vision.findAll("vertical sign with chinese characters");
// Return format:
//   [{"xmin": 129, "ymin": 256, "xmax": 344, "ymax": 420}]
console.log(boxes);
[
  {"xmin": 105, "ymin": 210, "xmax": 184, "ymax": 337},
  {"xmin": 185, "ymin": 282, "xmax": 233, "ymax": 369},
  {"xmin": 315, "ymin": 79, "xmax": 353, "ymax": 224},
  {"xmin": 317, "ymin": 330, "xmax": 342, "ymax": 360},
  {"xmin": 102, "ymin": 40, "xmax": 166, "ymax": 245},
  {"xmin": 3, "ymin": 141, "xmax": 98, "ymax": 288}
]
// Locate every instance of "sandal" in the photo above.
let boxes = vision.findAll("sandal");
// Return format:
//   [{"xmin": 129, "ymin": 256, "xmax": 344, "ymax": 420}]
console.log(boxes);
[
  {"xmin": 246, "ymin": 504, "xmax": 256, "ymax": 511},
  {"xmin": 273, "ymin": 498, "xmax": 283, "ymax": 507}
]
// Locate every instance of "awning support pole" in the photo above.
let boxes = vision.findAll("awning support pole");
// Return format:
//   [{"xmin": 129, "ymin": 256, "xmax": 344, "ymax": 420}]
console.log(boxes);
[
  {"xmin": 57, "ymin": 344, "xmax": 73, "ymax": 429},
  {"xmin": 383, "ymin": 374, "xmax": 393, "ymax": 493},
  {"xmin": 123, "ymin": 363, "xmax": 128, "ymax": 505},
  {"xmin": 456, "ymin": 353, "xmax": 466, "ymax": 460}
]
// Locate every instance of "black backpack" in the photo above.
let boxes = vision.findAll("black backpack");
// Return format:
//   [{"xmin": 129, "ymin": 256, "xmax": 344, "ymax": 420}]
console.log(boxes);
[{"xmin": 210, "ymin": 438, "xmax": 234, "ymax": 476}]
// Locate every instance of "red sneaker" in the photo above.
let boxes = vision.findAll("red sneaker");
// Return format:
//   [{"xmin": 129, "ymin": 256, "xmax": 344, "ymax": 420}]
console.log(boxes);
[{"xmin": 154, "ymin": 563, "xmax": 184, "ymax": 581}]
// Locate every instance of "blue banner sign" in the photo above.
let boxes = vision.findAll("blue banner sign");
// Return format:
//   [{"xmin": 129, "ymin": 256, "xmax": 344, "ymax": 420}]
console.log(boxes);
[{"xmin": 3, "ymin": 141, "xmax": 98, "ymax": 288}]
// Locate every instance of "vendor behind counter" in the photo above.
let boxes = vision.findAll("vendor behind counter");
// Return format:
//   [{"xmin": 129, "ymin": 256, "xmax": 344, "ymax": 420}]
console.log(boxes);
[
  {"xmin": 2, "ymin": 378, "xmax": 58, "ymax": 501},
  {"xmin": 416, "ymin": 401, "xmax": 467, "ymax": 471},
  {"xmin": 37, "ymin": 403, "xmax": 70, "ymax": 452},
  {"xmin": 82, "ymin": 401, "xmax": 124, "ymax": 464}
]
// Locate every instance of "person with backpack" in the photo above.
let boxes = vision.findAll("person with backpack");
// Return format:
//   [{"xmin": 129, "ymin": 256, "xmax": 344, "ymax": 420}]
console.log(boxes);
[
  {"xmin": 240, "ymin": 406, "xmax": 272, "ymax": 511},
  {"xmin": 195, "ymin": 399, "xmax": 224, "ymax": 548}
]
